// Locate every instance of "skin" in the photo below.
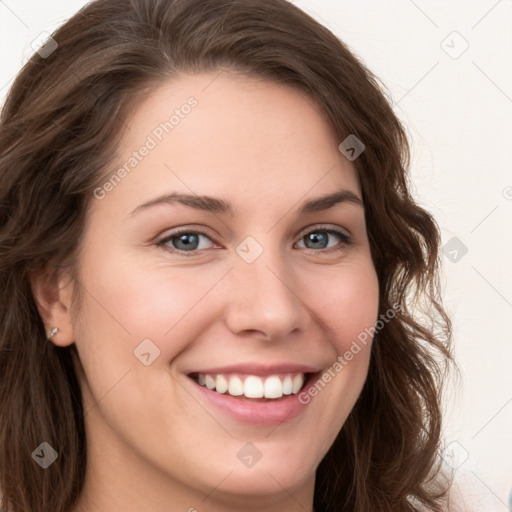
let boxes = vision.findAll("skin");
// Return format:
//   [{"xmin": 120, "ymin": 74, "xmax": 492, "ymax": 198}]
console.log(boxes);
[{"xmin": 32, "ymin": 71, "xmax": 379, "ymax": 512}]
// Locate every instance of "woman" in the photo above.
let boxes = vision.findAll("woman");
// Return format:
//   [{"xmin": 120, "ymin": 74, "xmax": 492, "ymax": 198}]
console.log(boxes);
[{"xmin": 0, "ymin": 0, "xmax": 454, "ymax": 511}]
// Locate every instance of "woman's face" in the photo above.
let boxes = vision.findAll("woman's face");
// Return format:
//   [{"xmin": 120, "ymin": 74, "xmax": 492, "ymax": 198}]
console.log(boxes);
[{"xmin": 63, "ymin": 72, "xmax": 379, "ymax": 509}]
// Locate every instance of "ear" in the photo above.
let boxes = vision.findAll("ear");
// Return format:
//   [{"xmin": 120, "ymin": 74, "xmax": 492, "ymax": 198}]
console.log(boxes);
[{"xmin": 29, "ymin": 263, "xmax": 76, "ymax": 347}]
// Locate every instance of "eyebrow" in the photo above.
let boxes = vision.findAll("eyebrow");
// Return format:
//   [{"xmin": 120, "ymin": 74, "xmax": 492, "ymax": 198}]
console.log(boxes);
[{"xmin": 129, "ymin": 188, "xmax": 363, "ymax": 216}]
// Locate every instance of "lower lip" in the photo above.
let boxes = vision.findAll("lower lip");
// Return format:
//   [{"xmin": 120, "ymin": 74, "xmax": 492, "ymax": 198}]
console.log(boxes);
[{"xmin": 188, "ymin": 375, "xmax": 316, "ymax": 426}]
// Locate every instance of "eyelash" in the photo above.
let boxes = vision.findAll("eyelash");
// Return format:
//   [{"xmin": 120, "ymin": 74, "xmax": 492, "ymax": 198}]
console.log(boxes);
[{"xmin": 157, "ymin": 225, "xmax": 352, "ymax": 257}]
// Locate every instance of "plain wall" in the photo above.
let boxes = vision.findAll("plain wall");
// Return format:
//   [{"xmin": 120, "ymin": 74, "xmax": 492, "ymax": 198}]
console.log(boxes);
[{"xmin": 1, "ymin": 1, "xmax": 511, "ymax": 510}]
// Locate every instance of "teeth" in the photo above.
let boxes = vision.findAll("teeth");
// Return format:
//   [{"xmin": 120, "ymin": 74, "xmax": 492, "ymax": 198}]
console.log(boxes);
[
  {"xmin": 292, "ymin": 374, "xmax": 304, "ymax": 394},
  {"xmin": 264, "ymin": 376, "xmax": 283, "ymax": 399},
  {"xmin": 194, "ymin": 372, "xmax": 307, "ymax": 399},
  {"xmin": 282, "ymin": 375, "xmax": 293, "ymax": 395},
  {"xmin": 205, "ymin": 375, "xmax": 215, "ymax": 390},
  {"xmin": 216, "ymin": 375, "xmax": 228, "ymax": 394},
  {"xmin": 228, "ymin": 376, "xmax": 244, "ymax": 396},
  {"xmin": 244, "ymin": 375, "xmax": 264, "ymax": 398}
]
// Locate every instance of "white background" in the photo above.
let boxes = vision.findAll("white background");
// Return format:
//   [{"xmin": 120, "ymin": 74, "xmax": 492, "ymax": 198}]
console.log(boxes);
[{"xmin": 1, "ymin": 1, "xmax": 511, "ymax": 510}]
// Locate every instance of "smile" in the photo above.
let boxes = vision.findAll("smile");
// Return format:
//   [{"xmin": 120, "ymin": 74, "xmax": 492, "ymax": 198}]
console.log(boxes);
[
  {"xmin": 186, "ymin": 363, "xmax": 321, "ymax": 425},
  {"xmin": 191, "ymin": 372, "xmax": 307, "ymax": 399}
]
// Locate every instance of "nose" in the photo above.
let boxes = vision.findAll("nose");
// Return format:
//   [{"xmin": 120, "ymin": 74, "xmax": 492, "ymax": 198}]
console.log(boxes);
[{"xmin": 223, "ymin": 245, "xmax": 307, "ymax": 342}]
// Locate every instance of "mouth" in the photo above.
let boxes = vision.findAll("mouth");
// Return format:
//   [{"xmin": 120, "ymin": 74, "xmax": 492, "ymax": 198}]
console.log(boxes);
[
  {"xmin": 184, "ymin": 363, "xmax": 322, "ymax": 425},
  {"xmin": 188, "ymin": 371, "xmax": 316, "ymax": 402}
]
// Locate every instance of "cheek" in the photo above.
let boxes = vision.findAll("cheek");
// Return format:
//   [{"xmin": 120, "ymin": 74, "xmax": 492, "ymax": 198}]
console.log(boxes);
[
  {"xmin": 300, "ymin": 261, "xmax": 379, "ymax": 400},
  {"xmin": 304, "ymin": 261, "xmax": 380, "ymax": 350},
  {"xmin": 70, "ymin": 257, "xmax": 224, "ymax": 441},
  {"xmin": 73, "ymin": 253, "xmax": 230, "ymax": 362}
]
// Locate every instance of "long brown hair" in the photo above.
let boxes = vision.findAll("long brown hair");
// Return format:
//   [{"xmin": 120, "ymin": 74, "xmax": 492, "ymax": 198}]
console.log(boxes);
[{"xmin": 0, "ymin": 1, "xmax": 454, "ymax": 510}]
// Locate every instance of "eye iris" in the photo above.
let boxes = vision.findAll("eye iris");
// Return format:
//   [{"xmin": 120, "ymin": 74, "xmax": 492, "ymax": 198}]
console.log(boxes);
[
  {"xmin": 305, "ymin": 232, "xmax": 328, "ymax": 249},
  {"xmin": 174, "ymin": 233, "xmax": 199, "ymax": 251}
]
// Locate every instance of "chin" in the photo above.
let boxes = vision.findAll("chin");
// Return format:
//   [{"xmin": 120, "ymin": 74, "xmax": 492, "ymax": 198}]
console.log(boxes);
[
  {"xmin": 211, "ymin": 466, "xmax": 313, "ymax": 500},
  {"xmin": 206, "ymin": 446, "xmax": 317, "ymax": 497}
]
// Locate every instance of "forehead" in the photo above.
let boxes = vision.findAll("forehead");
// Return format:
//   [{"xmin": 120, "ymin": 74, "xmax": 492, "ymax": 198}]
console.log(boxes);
[{"xmin": 96, "ymin": 71, "xmax": 361, "ymax": 216}]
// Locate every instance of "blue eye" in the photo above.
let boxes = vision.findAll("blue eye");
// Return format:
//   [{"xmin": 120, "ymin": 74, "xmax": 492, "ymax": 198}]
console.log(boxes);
[
  {"xmin": 158, "ymin": 226, "xmax": 351, "ymax": 256},
  {"xmin": 296, "ymin": 228, "xmax": 351, "ymax": 251},
  {"xmin": 159, "ymin": 230, "xmax": 215, "ymax": 252}
]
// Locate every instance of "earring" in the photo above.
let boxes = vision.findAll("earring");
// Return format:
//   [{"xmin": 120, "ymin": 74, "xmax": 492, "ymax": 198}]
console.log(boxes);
[{"xmin": 47, "ymin": 327, "xmax": 59, "ymax": 340}]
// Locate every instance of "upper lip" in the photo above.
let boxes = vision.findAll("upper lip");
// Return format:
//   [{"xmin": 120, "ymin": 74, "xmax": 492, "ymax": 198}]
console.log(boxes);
[{"xmin": 187, "ymin": 362, "xmax": 321, "ymax": 376}]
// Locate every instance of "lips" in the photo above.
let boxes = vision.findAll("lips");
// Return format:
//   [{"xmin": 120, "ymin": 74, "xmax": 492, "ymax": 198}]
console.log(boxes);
[{"xmin": 185, "ymin": 363, "xmax": 320, "ymax": 424}]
